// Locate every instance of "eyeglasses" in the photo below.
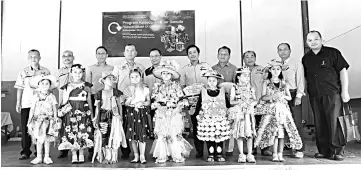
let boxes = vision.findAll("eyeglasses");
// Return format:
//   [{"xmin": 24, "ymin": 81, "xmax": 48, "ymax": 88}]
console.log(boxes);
[
  {"xmin": 62, "ymin": 55, "xmax": 73, "ymax": 58},
  {"xmin": 96, "ymin": 53, "xmax": 107, "ymax": 55}
]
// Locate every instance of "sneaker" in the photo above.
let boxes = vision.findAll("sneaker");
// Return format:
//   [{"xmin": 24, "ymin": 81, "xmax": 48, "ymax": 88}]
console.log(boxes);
[
  {"xmin": 294, "ymin": 151, "xmax": 304, "ymax": 159},
  {"xmin": 78, "ymin": 155, "xmax": 85, "ymax": 163},
  {"xmin": 72, "ymin": 154, "xmax": 78, "ymax": 163},
  {"xmin": 238, "ymin": 154, "xmax": 246, "ymax": 163},
  {"xmin": 272, "ymin": 153, "xmax": 279, "ymax": 162},
  {"xmin": 278, "ymin": 153, "xmax": 285, "ymax": 162},
  {"xmin": 31, "ymin": 157, "xmax": 43, "ymax": 165},
  {"xmin": 43, "ymin": 157, "xmax": 53, "ymax": 165},
  {"xmin": 246, "ymin": 154, "xmax": 256, "ymax": 163}
]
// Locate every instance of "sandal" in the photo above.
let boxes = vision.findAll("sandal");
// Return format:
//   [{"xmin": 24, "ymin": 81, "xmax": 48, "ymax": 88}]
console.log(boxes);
[
  {"xmin": 238, "ymin": 154, "xmax": 246, "ymax": 163},
  {"xmin": 207, "ymin": 155, "xmax": 214, "ymax": 162},
  {"xmin": 217, "ymin": 155, "xmax": 225, "ymax": 162}
]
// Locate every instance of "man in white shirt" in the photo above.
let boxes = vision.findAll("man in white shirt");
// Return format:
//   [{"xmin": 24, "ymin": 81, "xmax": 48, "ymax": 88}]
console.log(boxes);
[
  {"xmin": 277, "ymin": 43, "xmax": 306, "ymax": 158},
  {"xmin": 15, "ymin": 49, "xmax": 51, "ymax": 160}
]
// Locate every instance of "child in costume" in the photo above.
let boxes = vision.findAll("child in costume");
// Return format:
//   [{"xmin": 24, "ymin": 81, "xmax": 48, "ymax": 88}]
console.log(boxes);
[
  {"xmin": 150, "ymin": 60, "xmax": 192, "ymax": 163},
  {"xmin": 195, "ymin": 70, "xmax": 231, "ymax": 162},
  {"xmin": 27, "ymin": 75, "xmax": 59, "ymax": 164},
  {"xmin": 123, "ymin": 68, "xmax": 153, "ymax": 164},
  {"xmin": 92, "ymin": 71, "xmax": 127, "ymax": 164},
  {"xmin": 254, "ymin": 59, "xmax": 302, "ymax": 162},
  {"xmin": 228, "ymin": 67, "xmax": 257, "ymax": 163},
  {"xmin": 57, "ymin": 64, "xmax": 95, "ymax": 163}
]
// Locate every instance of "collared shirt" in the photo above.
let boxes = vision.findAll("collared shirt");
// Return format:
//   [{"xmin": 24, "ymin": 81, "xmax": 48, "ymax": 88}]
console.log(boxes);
[
  {"xmin": 249, "ymin": 65, "xmax": 265, "ymax": 101},
  {"xmin": 14, "ymin": 65, "xmax": 51, "ymax": 108},
  {"xmin": 212, "ymin": 62, "xmax": 238, "ymax": 84},
  {"xmin": 56, "ymin": 66, "xmax": 72, "ymax": 89},
  {"xmin": 86, "ymin": 63, "xmax": 114, "ymax": 94},
  {"xmin": 144, "ymin": 66, "xmax": 162, "ymax": 93},
  {"xmin": 282, "ymin": 57, "xmax": 306, "ymax": 98},
  {"xmin": 302, "ymin": 45, "xmax": 349, "ymax": 97},
  {"xmin": 112, "ymin": 61, "xmax": 145, "ymax": 92},
  {"xmin": 179, "ymin": 61, "xmax": 212, "ymax": 87}
]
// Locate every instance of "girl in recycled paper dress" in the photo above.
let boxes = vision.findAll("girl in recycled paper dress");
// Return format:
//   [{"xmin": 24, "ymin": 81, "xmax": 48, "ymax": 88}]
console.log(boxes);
[
  {"xmin": 27, "ymin": 75, "xmax": 59, "ymax": 165},
  {"xmin": 92, "ymin": 71, "xmax": 127, "ymax": 164},
  {"xmin": 228, "ymin": 67, "xmax": 257, "ymax": 163},
  {"xmin": 254, "ymin": 59, "xmax": 302, "ymax": 162},
  {"xmin": 150, "ymin": 60, "xmax": 192, "ymax": 163},
  {"xmin": 57, "ymin": 64, "xmax": 94, "ymax": 164}
]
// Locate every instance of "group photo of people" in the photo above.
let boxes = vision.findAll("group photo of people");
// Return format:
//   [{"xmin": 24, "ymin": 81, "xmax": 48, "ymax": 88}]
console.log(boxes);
[{"xmin": 11, "ymin": 29, "xmax": 352, "ymax": 167}]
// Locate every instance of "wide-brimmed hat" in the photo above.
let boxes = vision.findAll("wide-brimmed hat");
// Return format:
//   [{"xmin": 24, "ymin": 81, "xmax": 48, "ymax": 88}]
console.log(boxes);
[
  {"xmin": 202, "ymin": 69, "xmax": 224, "ymax": 79},
  {"xmin": 31, "ymin": 75, "xmax": 58, "ymax": 89},
  {"xmin": 153, "ymin": 60, "xmax": 180, "ymax": 80},
  {"xmin": 263, "ymin": 59, "xmax": 289, "ymax": 71},
  {"xmin": 236, "ymin": 66, "xmax": 251, "ymax": 74},
  {"xmin": 98, "ymin": 71, "xmax": 117, "ymax": 84}
]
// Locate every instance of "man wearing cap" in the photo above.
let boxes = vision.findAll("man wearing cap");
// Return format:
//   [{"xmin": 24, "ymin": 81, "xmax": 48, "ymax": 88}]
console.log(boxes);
[
  {"xmin": 15, "ymin": 49, "xmax": 51, "ymax": 160},
  {"xmin": 112, "ymin": 44, "xmax": 145, "ymax": 158},
  {"xmin": 302, "ymin": 30, "xmax": 350, "ymax": 161},
  {"xmin": 179, "ymin": 44, "xmax": 212, "ymax": 158},
  {"xmin": 277, "ymin": 43, "xmax": 306, "ymax": 158}
]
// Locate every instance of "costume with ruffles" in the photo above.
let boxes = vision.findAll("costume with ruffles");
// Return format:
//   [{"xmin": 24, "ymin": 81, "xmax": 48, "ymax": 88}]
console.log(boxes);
[
  {"xmin": 254, "ymin": 80, "xmax": 302, "ymax": 150},
  {"xmin": 149, "ymin": 81, "xmax": 193, "ymax": 163}
]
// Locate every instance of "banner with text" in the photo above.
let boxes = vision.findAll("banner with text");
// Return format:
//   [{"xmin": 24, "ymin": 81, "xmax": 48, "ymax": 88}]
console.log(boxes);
[{"xmin": 103, "ymin": 10, "xmax": 195, "ymax": 57}]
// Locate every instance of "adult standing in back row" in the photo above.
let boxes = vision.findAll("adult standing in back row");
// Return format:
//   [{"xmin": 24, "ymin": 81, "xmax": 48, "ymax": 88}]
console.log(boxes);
[{"xmin": 302, "ymin": 30, "xmax": 350, "ymax": 161}]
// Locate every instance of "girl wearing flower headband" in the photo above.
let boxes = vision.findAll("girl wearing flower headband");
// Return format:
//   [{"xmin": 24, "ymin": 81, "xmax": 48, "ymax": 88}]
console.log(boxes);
[
  {"xmin": 123, "ymin": 68, "xmax": 153, "ymax": 164},
  {"xmin": 91, "ymin": 71, "xmax": 127, "ymax": 164},
  {"xmin": 254, "ymin": 59, "xmax": 302, "ymax": 162},
  {"xmin": 27, "ymin": 75, "xmax": 59, "ymax": 164},
  {"xmin": 228, "ymin": 67, "xmax": 257, "ymax": 163},
  {"xmin": 57, "ymin": 64, "xmax": 95, "ymax": 164},
  {"xmin": 194, "ymin": 70, "xmax": 231, "ymax": 162},
  {"xmin": 149, "ymin": 60, "xmax": 193, "ymax": 163}
]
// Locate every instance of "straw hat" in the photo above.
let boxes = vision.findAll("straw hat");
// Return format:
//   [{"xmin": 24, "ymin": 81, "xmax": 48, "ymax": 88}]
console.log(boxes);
[
  {"xmin": 31, "ymin": 75, "xmax": 58, "ymax": 89},
  {"xmin": 202, "ymin": 69, "xmax": 224, "ymax": 79},
  {"xmin": 264, "ymin": 59, "xmax": 289, "ymax": 71},
  {"xmin": 98, "ymin": 71, "xmax": 117, "ymax": 84},
  {"xmin": 153, "ymin": 60, "xmax": 180, "ymax": 80},
  {"xmin": 236, "ymin": 66, "xmax": 251, "ymax": 74}
]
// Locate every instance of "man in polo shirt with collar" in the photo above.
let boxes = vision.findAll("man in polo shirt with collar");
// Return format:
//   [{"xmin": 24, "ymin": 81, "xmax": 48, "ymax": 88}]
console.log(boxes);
[
  {"xmin": 86, "ymin": 46, "xmax": 114, "ymax": 104},
  {"xmin": 15, "ymin": 49, "xmax": 51, "ymax": 160},
  {"xmin": 144, "ymin": 48, "xmax": 162, "ymax": 93},
  {"xmin": 277, "ymin": 43, "xmax": 306, "ymax": 158},
  {"xmin": 243, "ymin": 50, "xmax": 272, "ymax": 156},
  {"xmin": 212, "ymin": 46, "xmax": 237, "ymax": 156},
  {"xmin": 212, "ymin": 46, "xmax": 237, "ymax": 84},
  {"xmin": 180, "ymin": 44, "xmax": 212, "ymax": 158},
  {"xmin": 302, "ymin": 30, "xmax": 350, "ymax": 161},
  {"xmin": 56, "ymin": 50, "xmax": 75, "ymax": 158},
  {"xmin": 112, "ymin": 44, "xmax": 145, "ymax": 158}
]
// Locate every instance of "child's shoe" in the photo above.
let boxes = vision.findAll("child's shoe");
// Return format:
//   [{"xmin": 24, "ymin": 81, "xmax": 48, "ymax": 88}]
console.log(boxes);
[
  {"xmin": 238, "ymin": 154, "xmax": 246, "ymax": 163},
  {"xmin": 72, "ymin": 154, "xmax": 78, "ymax": 163},
  {"xmin": 31, "ymin": 157, "xmax": 43, "ymax": 164},
  {"xmin": 43, "ymin": 156, "xmax": 53, "ymax": 165},
  {"xmin": 246, "ymin": 154, "xmax": 256, "ymax": 163},
  {"xmin": 272, "ymin": 153, "xmax": 279, "ymax": 162},
  {"xmin": 78, "ymin": 154, "xmax": 85, "ymax": 163},
  {"xmin": 278, "ymin": 153, "xmax": 285, "ymax": 162}
]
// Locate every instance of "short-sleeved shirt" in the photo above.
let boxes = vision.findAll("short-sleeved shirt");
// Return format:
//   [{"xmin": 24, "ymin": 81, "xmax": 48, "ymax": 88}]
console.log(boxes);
[
  {"xmin": 14, "ymin": 65, "xmax": 51, "ymax": 108},
  {"xmin": 144, "ymin": 66, "xmax": 162, "ymax": 94},
  {"xmin": 282, "ymin": 57, "xmax": 305, "ymax": 98},
  {"xmin": 302, "ymin": 46, "xmax": 349, "ymax": 97},
  {"xmin": 212, "ymin": 62, "xmax": 238, "ymax": 84},
  {"xmin": 86, "ymin": 63, "xmax": 114, "ymax": 94},
  {"xmin": 180, "ymin": 61, "xmax": 212, "ymax": 87},
  {"xmin": 250, "ymin": 65, "xmax": 265, "ymax": 101},
  {"xmin": 112, "ymin": 61, "xmax": 145, "ymax": 92},
  {"xmin": 56, "ymin": 66, "xmax": 72, "ymax": 89}
]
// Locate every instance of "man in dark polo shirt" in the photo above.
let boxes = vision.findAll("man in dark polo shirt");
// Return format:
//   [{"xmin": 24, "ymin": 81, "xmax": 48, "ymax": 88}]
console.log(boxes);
[{"xmin": 302, "ymin": 30, "xmax": 350, "ymax": 161}]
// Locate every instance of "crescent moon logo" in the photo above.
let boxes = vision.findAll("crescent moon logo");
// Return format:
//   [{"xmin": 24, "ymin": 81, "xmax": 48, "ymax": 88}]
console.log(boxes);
[{"xmin": 108, "ymin": 22, "xmax": 122, "ymax": 34}]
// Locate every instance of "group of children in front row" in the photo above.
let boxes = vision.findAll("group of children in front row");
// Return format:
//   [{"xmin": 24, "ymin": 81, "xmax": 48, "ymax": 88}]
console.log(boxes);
[{"xmin": 26, "ymin": 59, "xmax": 302, "ymax": 165}]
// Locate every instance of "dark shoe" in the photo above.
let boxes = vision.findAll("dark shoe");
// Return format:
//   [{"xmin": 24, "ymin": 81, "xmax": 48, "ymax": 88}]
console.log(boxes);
[
  {"xmin": 226, "ymin": 152, "xmax": 233, "ymax": 156},
  {"xmin": 261, "ymin": 150, "xmax": 272, "ymax": 156},
  {"xmin": 196, "ymin": 152, "xmax": 203, "ymax": 158},
  {"xmin": 88, "ymin": 154, "xmax": 93, "ymax": 161},
  {"xmin": 334, "ymin": 155, "xmax": 344, "ymax": 161},
  {"xmin": 19, "ymin": 154, "xmax": 30, "ymax": 160},
  {"xmin": 314, "ymin": 153, "xmax": 326, "ymax": 158},
  {"xmin": 57, "ymin": 151, "xmax": 68, "ymax": 158}
]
